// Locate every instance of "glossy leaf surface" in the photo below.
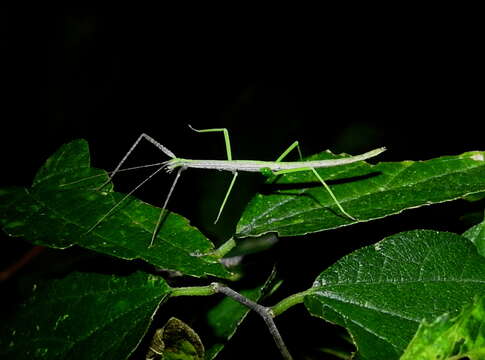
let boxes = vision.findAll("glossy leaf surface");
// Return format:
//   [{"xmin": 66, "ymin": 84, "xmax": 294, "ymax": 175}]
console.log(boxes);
[
  {"xmin": 0, "ymin": 140, "xmax": 231, "ymax": 278},
  {"xmin": 304, "ymin": 230, "xmax": 485, "ymax": 359},
  {"xmin": 401, "ymin": 296, "xmax": 485, "ymax": 360},
  {"xmin": 237, "ymin": 150, "xmax": 485, "ymax": 237},
  {"xmin": 0, "ymin": 271, "xmax": 171, "ymax": 360}
]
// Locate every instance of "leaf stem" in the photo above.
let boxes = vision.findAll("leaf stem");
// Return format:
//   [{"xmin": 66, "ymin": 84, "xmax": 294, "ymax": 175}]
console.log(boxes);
[
  {"xmin": 169, "ymin": 282, "xmax": 308, "ymax": 359},
  {"xmin": 212, "ymin": 237, "xmax": 237, "ymax": 258},
  {"xmin": 170, "ymin": 285, "xmax": 217, "ymax": 297},
  {"xmin": 271, "ymin": 289, "xmax": 315, "ymax": 317}
]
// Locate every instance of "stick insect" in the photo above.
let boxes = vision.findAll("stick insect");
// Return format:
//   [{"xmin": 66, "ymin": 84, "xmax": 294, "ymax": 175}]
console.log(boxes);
[{"xmin": 90, "ymin": 125, "xmax": 386, "ymax": 247}]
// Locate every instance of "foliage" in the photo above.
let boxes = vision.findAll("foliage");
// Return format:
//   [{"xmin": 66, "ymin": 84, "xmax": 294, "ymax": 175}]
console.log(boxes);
[
  {"xmin": 401, "ymin": 296, "xmax": 485, "ymax": 360},
  {"xmin": 1, "ymin": 140, "xmax": 485, "ymax": 359}
]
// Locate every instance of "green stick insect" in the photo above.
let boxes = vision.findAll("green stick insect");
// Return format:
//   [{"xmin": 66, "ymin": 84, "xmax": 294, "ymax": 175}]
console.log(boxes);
[{"xmin": 90, "ymin": 125, "xmax": 386, "ymax": 247}]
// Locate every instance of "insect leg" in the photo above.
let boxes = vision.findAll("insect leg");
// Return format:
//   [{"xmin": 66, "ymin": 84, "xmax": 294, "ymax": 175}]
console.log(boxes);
[
  {"xmin": 272, "ymin": 166, "xmax": 357, "ymax": 221},
  {"xmin": 188, "ymin": 124, "xmax": 237, "ymax": 223},
  {"xmin": 101, "ymin": 133, "xmax": 176, "ymax": 189},
  {"xmin": 275, "ymin": 140, "xmax": 303, "ymax": 162}
]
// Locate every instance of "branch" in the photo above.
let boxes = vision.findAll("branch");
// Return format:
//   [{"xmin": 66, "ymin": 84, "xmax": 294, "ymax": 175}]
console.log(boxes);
[
  {"xmin": 170, "ymin": 282, "xmax": 298, "ymax": 359},
  {"xmin": 0, "ymin": 246, "xmax": 45, "ymax": 282},
  {"xmin": 211, "ymin": 282, "xmax": 294, "ymax": 360}
]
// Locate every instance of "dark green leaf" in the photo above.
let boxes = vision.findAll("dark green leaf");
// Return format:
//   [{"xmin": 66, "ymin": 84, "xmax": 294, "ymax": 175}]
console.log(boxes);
[
  {"xmin": 401, "ymin": 296, "xmax": 485, "ymax": 360},
  {"xmin": 0, "ymin": 271, "xmax": 171, "ymax": 360},
  {"xmin": 237, "ymin": 150, "xmax": 485, "ymax": 237},
  {"xmin": 304, "ymin": 230, "xmax": 485, "ymax": 360},
  {"xmin": 0, "ymin": 140, "xmax": 231, "ymax": 278}
]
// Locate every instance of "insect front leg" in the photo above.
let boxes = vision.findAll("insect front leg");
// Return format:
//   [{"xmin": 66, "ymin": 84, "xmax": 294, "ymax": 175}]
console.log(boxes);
[{"xmin": 187, "ymin": 125, "xmax": 238, "ymax": 223}]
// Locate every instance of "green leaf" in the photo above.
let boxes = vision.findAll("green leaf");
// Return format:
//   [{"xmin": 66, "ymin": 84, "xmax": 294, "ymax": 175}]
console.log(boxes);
[
  {"xmin": 237, "ymin": 150, "xmax": 485, "ymax": 237},
  {"xmin": 0, "ymin": 140, "xmax": 231, "ymax": 279},
  {"xmin": 463, "ymin": 211, "xmax": 485, "ymax": 257},
  {"xmin": 0, "ymin": 271, "xmax": 171, "ymax": 360},
  {"xmin": 401, "ymin": 296, "xmax": 485, "ymax": 360},
  {"xmin": 146, "ymin": 317, "xmax": 205, "ymax": 360},
  {"xmin": 205, "ymin": 271, "xmax": 276, "ymax": 359},
  {"xmin": 304, "ymin": 230, "xmax": 485, "ymax": 360}
]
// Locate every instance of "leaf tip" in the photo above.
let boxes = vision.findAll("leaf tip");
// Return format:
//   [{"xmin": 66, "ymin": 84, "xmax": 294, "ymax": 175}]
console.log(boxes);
[{"xmin": 470, "ymin": 153, "xmax": 484, "ymax": 161}]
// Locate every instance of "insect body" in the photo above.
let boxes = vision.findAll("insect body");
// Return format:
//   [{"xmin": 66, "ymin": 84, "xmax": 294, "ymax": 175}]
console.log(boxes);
[
  {"xmin": 166, "ymin": 149, "xmax": 385, "ymax": 173},
  {"xmin": 92, "ymin": 125, "xmax": 386, "ymax": 247}
]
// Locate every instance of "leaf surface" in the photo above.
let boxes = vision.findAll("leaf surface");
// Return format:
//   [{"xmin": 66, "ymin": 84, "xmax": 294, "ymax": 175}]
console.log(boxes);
[
  {"xmin": 237, "ymin": 150, "xmax": 485, "ymax": 237},
  {"xmin": 401, "ymin": 296, "xmax": 485, "ymax": 360},
  {"xmin": 0, "ymin": 271, "xmax": 171, "ymax": 360},
  {"xmin": 304, "ymin": 230, "xmax": 485, "ymax": 359},
  {"xmin": 0, "ymin": 140, "xmax": 231, "ymax": 278}
]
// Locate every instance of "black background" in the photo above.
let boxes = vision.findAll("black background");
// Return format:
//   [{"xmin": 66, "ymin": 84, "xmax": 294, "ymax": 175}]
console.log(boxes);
[{"xmin": 2, "ymin": 7, "xmax": 483, "ymax": 359}]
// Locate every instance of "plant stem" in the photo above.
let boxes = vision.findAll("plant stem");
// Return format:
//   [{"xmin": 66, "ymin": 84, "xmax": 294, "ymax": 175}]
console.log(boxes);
[
  {"xmin": 0, "ymin": 246, "xmax": 45, "ymax": 282},
  {"xmin": 169, "ymin": 282, "xmax": 301, "ymax": 359},
  {"xmin": 211, "ymin": 283, "xmax": 294, "ymax": 360},
  {"xmin": 271, "ymin": 289, "xmax": 315, "ymax": 317},
  {"xmin": 170, "ymin": 284, "xmax": 216, "ymax": 297},
  {"xmin": 212, "ymin": 237, "xmax": 236, "ymax": 258}
]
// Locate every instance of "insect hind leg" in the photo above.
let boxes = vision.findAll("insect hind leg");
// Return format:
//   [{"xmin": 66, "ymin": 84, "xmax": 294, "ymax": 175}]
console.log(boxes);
[{"xmin": 272, "ymin": 166, "xmax": 357, "ymax": 221}]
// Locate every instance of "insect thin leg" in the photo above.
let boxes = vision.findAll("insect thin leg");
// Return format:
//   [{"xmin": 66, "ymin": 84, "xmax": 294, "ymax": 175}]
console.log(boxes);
[
  {"xmin": 100, "ymin": 133, "xmax": 176, "ymax": 189},
  {"xmin": 87, "ymin": 164, "xmax": 168, "ymax": 233},
  {"xmin": 214, "ymin": 171, "xmax": 238, "ymax": 224},
  {"xmin": 187, "ymin": 124, "xmax": 233, "ymax": 161},
  {"xmin": 275, "ymin": 140, "xmax": 302, "ymax": 162},
  {"xmin": 309, "ymin": 168, "xmax": 357, "ymax": 221},
  {"xmin": 272, "ymin": 166, "xmax": 357, "ymax": 221},
  {"xmin": 187, "ymin": 124, "xmax": 237, "ymax": 223},
  {"xmin": 150, "ymin": 167, "xmax": 185, "ymax": 247}
]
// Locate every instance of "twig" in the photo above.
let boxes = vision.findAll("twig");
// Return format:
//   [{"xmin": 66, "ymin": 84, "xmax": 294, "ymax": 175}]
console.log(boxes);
[
  {"xmin": 211, "ymin": 282, "xmax": 293, "ymax": 360},
  {"xmin": 0, "ymin": 246, "xmax": 45, "ymax": 282}
]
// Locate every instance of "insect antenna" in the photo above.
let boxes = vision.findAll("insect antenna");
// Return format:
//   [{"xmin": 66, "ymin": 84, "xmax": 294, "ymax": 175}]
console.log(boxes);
[
  {"xmin": 59, "ymin": 161, "xmax": 169, "ymax": 188},
  {"xmin": 86, "ymin": 162, "xmax": 170, "ymax": 234}
]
